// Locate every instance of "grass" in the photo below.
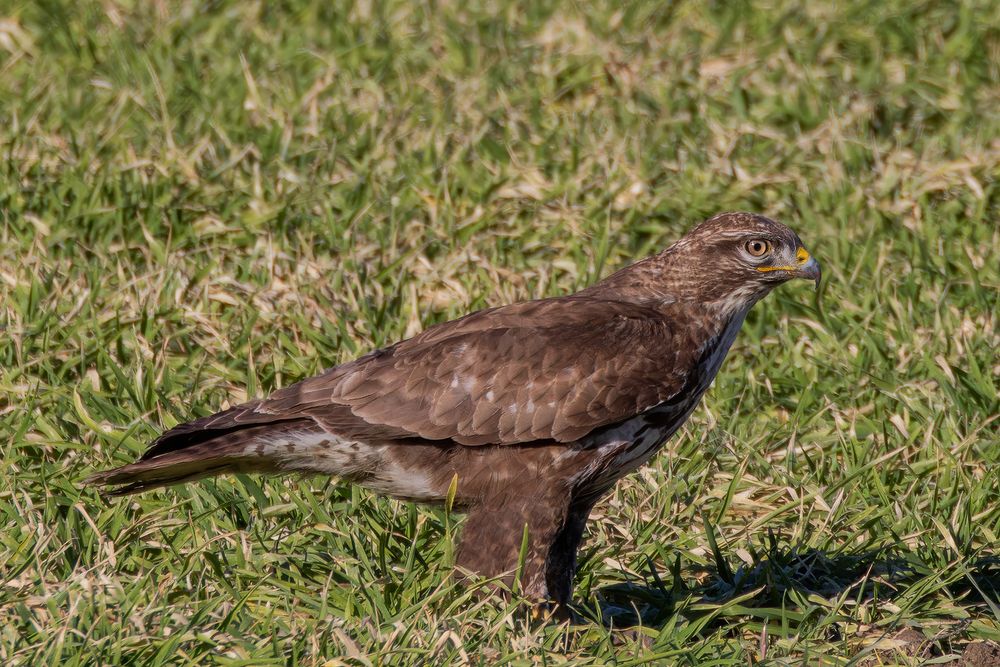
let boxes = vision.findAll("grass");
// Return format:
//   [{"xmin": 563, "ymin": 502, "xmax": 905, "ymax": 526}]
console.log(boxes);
[{"xmin": 1, "ymin": 0, "xmax": 998, "ymax": 663}]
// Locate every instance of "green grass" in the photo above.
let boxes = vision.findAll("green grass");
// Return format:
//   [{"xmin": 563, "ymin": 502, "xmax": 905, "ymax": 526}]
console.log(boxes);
[{"xmin": 1, "ymin": 0, "xmax": 998, "ymax": 664}]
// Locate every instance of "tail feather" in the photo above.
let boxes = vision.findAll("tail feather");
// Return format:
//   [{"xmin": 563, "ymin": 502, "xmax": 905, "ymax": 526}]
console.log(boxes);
[{"xmin": 86, "ymin": 419, "xmax": 319, "ymax": 496}]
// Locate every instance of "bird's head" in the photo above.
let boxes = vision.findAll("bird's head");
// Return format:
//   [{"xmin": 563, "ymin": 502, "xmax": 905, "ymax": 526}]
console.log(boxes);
[{"xmin": 660, "ymin": 211, "xmax": 821, "ymax": 313}]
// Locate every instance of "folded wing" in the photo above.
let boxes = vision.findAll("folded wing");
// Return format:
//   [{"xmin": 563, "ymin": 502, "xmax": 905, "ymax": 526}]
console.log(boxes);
[
  {"xmin": 141, "ymin": 296, "xmax": 693, "ymax": 460},
  {"xmin": 266, "ymin": 297, "xmax": 689, "ymax": 444}
]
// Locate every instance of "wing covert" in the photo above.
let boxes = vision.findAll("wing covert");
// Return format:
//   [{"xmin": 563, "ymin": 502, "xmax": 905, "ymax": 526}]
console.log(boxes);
[{"xmin": 259, "ymin": 297, "xmax": 693, "ymax": 445}]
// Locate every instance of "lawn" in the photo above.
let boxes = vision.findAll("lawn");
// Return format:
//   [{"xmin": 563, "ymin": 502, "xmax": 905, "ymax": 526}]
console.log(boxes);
[{"xmin": 1, "ymin": 0, "xmax": 998, "ymax": 664}]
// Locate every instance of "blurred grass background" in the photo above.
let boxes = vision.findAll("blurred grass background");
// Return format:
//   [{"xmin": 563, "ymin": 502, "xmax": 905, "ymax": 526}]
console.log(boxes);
[{"xmin": 0, "ymin": 0, "xmax": 998, "ymax": 664}]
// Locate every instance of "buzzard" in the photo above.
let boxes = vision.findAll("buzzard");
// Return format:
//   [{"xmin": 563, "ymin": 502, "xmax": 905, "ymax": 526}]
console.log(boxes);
[{"xmin": 87, "ymin": 212, "xmax": 820, "ymax": 605}]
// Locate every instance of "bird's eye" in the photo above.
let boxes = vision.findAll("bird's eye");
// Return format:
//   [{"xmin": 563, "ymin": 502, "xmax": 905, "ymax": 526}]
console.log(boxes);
[{"xmin": 744, "ymin": 239, "xmax": 771, "ymax": 257}]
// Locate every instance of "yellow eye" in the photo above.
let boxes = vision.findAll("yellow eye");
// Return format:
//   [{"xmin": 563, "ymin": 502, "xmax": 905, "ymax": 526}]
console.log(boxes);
[{"xmin": 745, "ymin": 239, "xmax": 771, "ymax": 257}]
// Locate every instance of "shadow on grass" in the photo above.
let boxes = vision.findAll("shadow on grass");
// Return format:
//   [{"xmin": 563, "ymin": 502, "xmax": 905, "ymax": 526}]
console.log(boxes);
[{"xmin": 577, "ymin": 538, "xmax": 1000, "ymax": 630}]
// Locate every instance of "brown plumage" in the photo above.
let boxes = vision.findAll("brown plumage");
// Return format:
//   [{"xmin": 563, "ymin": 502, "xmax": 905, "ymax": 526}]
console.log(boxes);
[{"xmin": 87, "ymin": 211, "xmax": 821, "ymax": 604}]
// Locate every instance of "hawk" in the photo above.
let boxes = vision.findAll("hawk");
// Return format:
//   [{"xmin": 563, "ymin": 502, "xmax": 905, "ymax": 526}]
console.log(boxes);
[{"xmin": 87, "ymin": 212, "xmax": 821, "ymax": 605}]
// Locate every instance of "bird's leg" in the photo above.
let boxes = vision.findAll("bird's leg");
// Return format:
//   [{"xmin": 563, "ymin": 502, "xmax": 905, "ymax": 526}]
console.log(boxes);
[
  {"xmin": 543, "ymin": 498, "xmax": 594, "ymax": 606},
  {"xmin": 455, "ymin": 491, "xmax": 571, "ymax": 603}
]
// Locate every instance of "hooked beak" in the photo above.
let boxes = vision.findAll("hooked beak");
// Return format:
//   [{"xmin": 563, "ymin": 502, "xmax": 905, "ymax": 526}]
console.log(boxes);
[
  {"xmin": 756, "ymin": 246, "xmax": 821, "ymax": 290},
  {"xmin": 796, "ymin": 255, "xmax": 821, "ymax": 291}
]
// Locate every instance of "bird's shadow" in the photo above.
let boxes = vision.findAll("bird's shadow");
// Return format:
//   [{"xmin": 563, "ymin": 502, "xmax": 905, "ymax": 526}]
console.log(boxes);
[{"xmin": 572, "ymin": 539, "xmax": 1000, "ymax": 630}]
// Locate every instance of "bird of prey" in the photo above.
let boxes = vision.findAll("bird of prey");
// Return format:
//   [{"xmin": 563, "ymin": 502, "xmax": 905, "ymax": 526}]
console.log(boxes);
[{"xmin": 87, "ymin": 212, "xmax": 820, "ymax": 605}]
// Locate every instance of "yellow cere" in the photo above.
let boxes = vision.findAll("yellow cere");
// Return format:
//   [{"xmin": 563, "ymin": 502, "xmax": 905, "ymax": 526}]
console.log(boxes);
[{"xmin": 757, "ymin": 247, "xmax": 810, "ymax": 273}]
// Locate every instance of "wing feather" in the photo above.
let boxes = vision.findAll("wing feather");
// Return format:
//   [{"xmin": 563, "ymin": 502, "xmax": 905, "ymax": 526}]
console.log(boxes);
[
  {"xmin": 145, "ymin": 296, "xmax": 698, "ymax": 454},
  {"xmin": 252, "ymin": 296, "xmax": 696, "ymax": 445}
]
